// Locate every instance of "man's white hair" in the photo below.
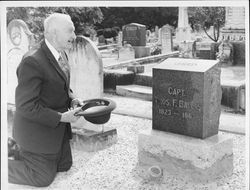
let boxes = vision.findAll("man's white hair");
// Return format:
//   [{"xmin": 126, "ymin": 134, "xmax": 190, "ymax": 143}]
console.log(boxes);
[{"xmin": 44, "ymin": 13, "xmax": 71, "ymax": 34}]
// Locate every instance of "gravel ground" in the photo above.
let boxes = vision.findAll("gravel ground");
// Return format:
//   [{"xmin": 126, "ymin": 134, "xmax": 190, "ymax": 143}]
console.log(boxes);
[{"xmin": 8, "ymin": 114, "xmax": 246, "ymax": 190}]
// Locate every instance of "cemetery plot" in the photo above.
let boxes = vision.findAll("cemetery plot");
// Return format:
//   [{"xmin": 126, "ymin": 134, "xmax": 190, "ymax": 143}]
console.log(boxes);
[
  {"xmin": 153, "ymin": 58, "xmax": 221, "ymax": 139},
  {"xmin": 122, "ymin": 23, "xmax": 146, "ymax": 46}
]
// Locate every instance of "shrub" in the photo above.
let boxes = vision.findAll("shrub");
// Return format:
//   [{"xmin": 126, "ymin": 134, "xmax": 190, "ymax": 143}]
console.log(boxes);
[{"xmin": 96, "ymin": 27, "xmax": 120, "ymax": 39}]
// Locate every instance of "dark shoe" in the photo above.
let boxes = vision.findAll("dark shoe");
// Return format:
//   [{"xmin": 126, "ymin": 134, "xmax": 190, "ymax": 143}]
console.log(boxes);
[{"xmin": 8, "ymin": 137, "xmax": 20, "ymax": 158}]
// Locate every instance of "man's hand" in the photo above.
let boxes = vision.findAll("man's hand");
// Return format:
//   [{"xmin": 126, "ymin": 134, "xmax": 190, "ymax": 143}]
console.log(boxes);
[
  {"xmin": 60, "ymin": 107, "xmax": 82, "ymax": 123},
  {"xmin": 71, "ymin": 98, "xmax": 84, "ymax": 109}
]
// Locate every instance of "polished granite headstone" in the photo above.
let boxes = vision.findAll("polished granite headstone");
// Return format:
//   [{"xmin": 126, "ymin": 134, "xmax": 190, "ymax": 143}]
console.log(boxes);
[
  {"xmin": 122, "ymin": 23, "xmax": 146, "ymax": 46},
  {"xmin": 153, "ymin": 58, "xmax": 221, "ymax": 139}
]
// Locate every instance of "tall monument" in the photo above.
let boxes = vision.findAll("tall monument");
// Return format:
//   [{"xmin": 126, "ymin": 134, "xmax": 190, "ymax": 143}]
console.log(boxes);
[
  {"xmin": 176, "ymin": 7, "xmax": 194, "ymax": 58},
  {"xmin": 176, "ymin": 7, "xmax": 192, "ymax": 42}
]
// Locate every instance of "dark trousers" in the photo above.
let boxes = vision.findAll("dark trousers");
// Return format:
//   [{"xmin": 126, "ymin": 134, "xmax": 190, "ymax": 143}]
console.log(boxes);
[{"xmin": 8, "ymin": 130, "xmax": 72, "ymax": 187}]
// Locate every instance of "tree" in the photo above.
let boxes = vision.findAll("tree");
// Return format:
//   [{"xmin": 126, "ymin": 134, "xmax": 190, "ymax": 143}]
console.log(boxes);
[
  {"xmin": 96, "ymin": 7, "xmax": 178, "ymax": 30},
  {"xmin": 55, "ymin": 7, "xmax": 103, "ymax": 36},
  {"xmin": 188, "ymin": 7, "xmax": 225, "ymax": 42},
  {"xmin": 7, "ymin": 7, "xmax": 103, "ymax": 42}
]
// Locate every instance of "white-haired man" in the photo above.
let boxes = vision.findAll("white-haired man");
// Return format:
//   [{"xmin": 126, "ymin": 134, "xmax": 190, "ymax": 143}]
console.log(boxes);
[{"xmin": 8, "ymin": 13, "xmax": 83, "ymax": 187}]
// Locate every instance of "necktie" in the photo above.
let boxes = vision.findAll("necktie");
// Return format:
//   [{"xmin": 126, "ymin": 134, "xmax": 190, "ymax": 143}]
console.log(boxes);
[{"xmin": 58, "ymin": 53, "xmax": 70, "ymax": 81}]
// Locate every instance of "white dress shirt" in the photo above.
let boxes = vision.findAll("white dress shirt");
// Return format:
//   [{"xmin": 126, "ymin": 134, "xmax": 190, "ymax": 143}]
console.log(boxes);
[{"xmin": 45, "ymin": 39, "xmax": 60, "ymax": 61}]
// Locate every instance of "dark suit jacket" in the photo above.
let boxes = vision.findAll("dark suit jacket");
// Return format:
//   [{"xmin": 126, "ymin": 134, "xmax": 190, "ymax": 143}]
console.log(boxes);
[{"xmin": 13, "ymin": 40, "xmax": 73, "ymax": 154}]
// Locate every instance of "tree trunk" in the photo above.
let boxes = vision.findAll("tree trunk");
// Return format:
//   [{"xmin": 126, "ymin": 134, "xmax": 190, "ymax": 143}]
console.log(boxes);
[{"xmin": 203, "ymin": 26, "xmax": 216, "ymax": 42}]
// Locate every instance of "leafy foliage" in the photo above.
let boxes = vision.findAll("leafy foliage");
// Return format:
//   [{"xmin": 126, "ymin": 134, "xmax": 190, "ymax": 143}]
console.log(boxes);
[
  {"xmin": 7, "ymin": 7, "xmax": 103, "ymax": 42},
  {"xmin": 188, "ymin": 7, "xmax": 225, "ymax": 42},
  {"xmin": 7, "ymin": 7, "xmax": 225, "ymax": 43},
  {"xmin": 96, "ymin": 7, "xmax": 178, "ymax": 30}
]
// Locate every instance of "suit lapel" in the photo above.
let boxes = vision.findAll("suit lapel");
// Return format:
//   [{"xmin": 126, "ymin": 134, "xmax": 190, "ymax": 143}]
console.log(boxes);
[{"xmin": 41, "ymin": 41, "xmax": 69, "ymax": 85}]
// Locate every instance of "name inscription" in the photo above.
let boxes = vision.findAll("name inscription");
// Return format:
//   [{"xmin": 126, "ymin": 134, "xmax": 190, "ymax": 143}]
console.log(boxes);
[
  {"xmin": 126, "ymin": 26, "xmax": 138, "ymax": 31},
  {"xmin": 155, "ymin": 86, "xmax": 201, "ymax": 119}
]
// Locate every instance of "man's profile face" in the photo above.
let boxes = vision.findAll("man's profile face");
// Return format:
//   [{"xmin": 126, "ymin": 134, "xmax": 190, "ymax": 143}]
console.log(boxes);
[{"xmin": 55, "ymin": 20, "xmax": 76, "ymax": 51}]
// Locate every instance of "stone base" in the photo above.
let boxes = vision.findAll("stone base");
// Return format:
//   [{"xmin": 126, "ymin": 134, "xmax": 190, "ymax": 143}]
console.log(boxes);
[
  {"xmin": 104, "ymin": 69, "xmax": 135, "ymax": 93},
  {"xmin": 71, "ymin": 126, "xmax": 117, "ymax": 152},
  {"xmin": 138, "ymin": 129, "xmax": 233, "ymax": 183},
  {"xmin": 133, "ymin": 46, "xmax": 150, "ymax": 58}
]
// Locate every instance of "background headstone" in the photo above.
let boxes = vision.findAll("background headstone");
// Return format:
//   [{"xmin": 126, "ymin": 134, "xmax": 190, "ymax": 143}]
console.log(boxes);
[
  {"xmin": 148, "ymin": 28, "xmax": 157, "ymax": 43},
  {"xmin": 7, "ymin": 19, "xmax": 35, "ymax": 105},
  {"xmin": 153, "ymin": 58, "xmax": 221, "ymax": 139},
  {"xmin": 146, "ymin": 29, "xmax": 151, "ymax": 42},
  {"xmin": 122, "ymin": 23, "xmax": 146, "ymax": 46},
  {"xmin": 155, "ymin": 25, "xmax": 159, "ymax": 38},
  {"xmin": 158, "ymin": 28, "xmax": 162, "ymax": 45},
  {"xmin": 98, "ymin": 35, "xmax": 106, "ymax": 45},
  {"xmin": 117, "ymin": 31, "xmax": 123, "ymax": 47},
  {"xmin": 118, "ymin": 43, "xmax": 135, "ymax": 61},
  {"xmin": 161, "ymin": 24, "xmax": 173, "ymax": 54},
  {"xmin": 68, "ymin": 36, "xmax": 104, "ymax": 131}
]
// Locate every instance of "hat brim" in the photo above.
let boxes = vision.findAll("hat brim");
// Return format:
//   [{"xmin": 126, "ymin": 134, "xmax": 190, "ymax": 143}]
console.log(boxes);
[{"xmin": 75, "ymin": 98, "xmax": 116, "ymax": 124}]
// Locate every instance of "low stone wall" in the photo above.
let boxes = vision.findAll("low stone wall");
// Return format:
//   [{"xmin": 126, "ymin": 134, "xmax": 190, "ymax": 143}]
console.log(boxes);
[
  {"xmin": 105, "ymin": 51, "xmax": 180, "ymax": 70},
  {"xmin": 98, "ymin": 44, "xmax": 118, "ymax": 50},
  {"xmin": 103, "ymin": 70, "xmax": 135, "ymax": 93}
]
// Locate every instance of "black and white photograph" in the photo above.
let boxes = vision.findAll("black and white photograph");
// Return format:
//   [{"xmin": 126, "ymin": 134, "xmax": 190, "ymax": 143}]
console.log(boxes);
[{"xmin": 1, "ymin": 1, "xmax": 249, "ymax": 189}]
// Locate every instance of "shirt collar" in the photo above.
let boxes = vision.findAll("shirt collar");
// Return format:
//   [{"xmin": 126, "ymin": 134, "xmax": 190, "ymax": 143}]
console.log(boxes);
[{"xmin": 45, "ymin": 39, "xmax": 60, "ymax": 61}]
